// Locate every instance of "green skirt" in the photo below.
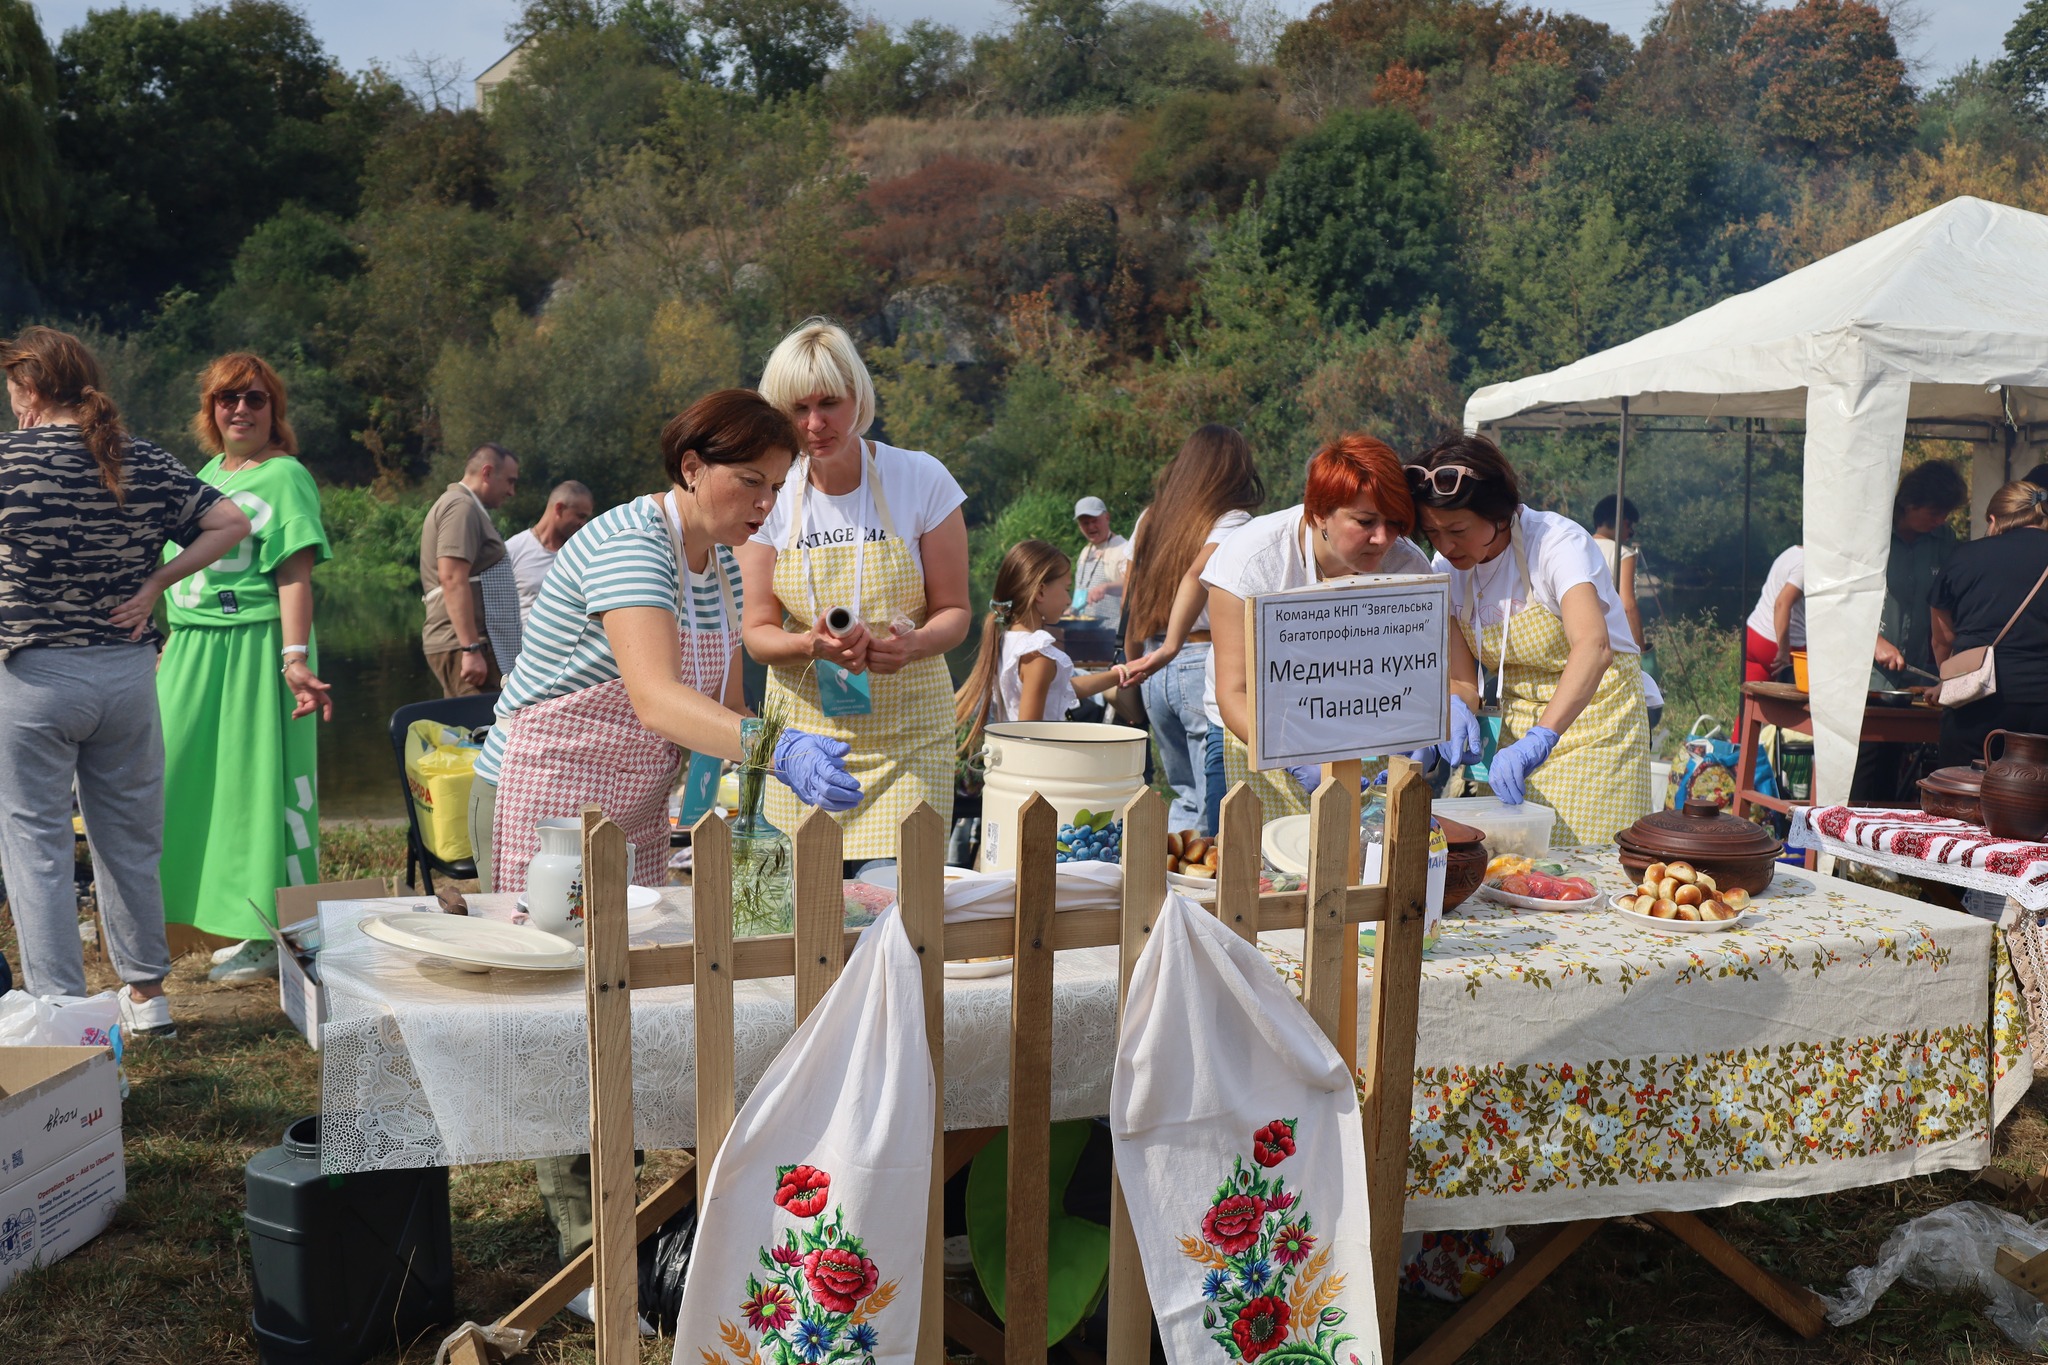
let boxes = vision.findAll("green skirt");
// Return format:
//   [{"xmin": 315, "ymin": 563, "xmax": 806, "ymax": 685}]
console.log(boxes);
[{"xmin": 158, "ymin": 620, "xmax": 320, "ymax": 939}]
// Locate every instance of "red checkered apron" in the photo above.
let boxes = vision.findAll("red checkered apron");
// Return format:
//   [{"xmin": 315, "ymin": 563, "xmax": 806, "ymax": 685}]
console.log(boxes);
[{"xmin": 491, "ymin": 498, "xmax": 735, "ymax": 891}]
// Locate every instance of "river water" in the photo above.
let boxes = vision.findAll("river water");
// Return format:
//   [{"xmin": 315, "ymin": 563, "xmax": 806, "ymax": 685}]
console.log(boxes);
[{"xmin": 317, "ymin": 580, "xmax": 436, "ymax": 821}]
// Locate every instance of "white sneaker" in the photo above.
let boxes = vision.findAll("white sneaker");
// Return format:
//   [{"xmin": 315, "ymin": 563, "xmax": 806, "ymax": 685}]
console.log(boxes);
[
  {"xmin": 208, "ymin": 939, "xmax": 278, "ymax": 984},
  {"xmin": 210, "ymin": 939, "xmax": 251, "ymax": 966},
  {"xmin": 565, "ymin": 1287, "xmax": 654, "ymax": 1336},
  {"xmin": 117, "ymin": 985, "xmax": 176, "ymax": 1040}
]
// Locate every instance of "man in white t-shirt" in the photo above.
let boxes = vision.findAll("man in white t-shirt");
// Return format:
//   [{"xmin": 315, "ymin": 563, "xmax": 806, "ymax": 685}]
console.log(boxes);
[
  {"xmin": 1072, "ymin": 496, "xmax": 1131, "ymax": 625},
  {"xmin": 504, "ymin": 480, "xmax": 595, "ymax": 622}
]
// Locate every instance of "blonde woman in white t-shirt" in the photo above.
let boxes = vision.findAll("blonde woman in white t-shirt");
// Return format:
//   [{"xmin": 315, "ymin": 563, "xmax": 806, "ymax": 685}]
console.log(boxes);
[{"xmin": 956, "ymin": 540, "xmax": 1128, "ymax": 750}]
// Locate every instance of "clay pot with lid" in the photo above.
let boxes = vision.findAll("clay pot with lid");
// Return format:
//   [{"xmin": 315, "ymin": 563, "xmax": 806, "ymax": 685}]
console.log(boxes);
[
  {"xmin": 1918, "ymin": 762, "xmax": 1984, "ymax": 825},
  {"xmin": 1616, "ymin": 799, "xmax": 1784, "ymax": 895},
  {"xmin": 1437, "ymin": 815, "xmax": 1488, "ymax": 912},
  {"xmin": 1982, "ymin": 731, "xmax": 2048, "ymax": 841}
]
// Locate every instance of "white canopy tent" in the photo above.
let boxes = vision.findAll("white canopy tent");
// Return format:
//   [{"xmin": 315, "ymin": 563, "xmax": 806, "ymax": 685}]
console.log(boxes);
[{"xmin": 1464, "ymin": 195, "xmax": 2048, "ymax": 809}]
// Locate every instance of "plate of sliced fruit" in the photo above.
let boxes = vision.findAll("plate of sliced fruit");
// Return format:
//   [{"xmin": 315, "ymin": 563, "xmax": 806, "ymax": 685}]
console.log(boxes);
[
  {"xmin": 1477, "ymin": 856, "xmax": 1601, "ymax": 911},
  {"xmin": 1612, "ymin": 859, "xmax": 1758, "ymax": 932}
]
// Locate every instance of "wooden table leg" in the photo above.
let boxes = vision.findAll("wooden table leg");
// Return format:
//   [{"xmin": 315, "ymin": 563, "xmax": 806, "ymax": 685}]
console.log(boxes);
[
  {"xmin": 1644, "ymin": 1210, "xmax": 1828, "ymax": 1338},
  {"xmin": 945, "ymin": 1126, "xmax": 1002, "ymax": 1180},
  {"xmin": 443, "ymin": 1325, "xmax": 500, "ymax": 1365},
  {"xmin": 1398, "ymin": 1220, "xmax": 1603, "ymax": 1365},
  {"xmin": 496, "ymin": 1160, "xmax": 697, "ymax": 1342},
  {"xmin": 946, "ymin": 1296, "xmax": 1010, "ymax": 1363}
]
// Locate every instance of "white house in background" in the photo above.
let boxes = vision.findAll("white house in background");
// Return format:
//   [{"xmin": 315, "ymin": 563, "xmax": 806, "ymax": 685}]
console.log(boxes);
[{"xmin": 474, "ymin": 40, "xmax": 530, "ymax": 109}]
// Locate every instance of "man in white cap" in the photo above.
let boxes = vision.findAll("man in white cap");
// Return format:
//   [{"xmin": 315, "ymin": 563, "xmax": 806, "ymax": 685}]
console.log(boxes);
[{"xmin": 1072, "ymin": 495, "xmax": 1130, "ymax": 625}]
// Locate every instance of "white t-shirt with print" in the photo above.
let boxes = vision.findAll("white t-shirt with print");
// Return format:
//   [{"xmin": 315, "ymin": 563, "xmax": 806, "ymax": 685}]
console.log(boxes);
[
  {"xmin": 1746, "ymin": 545, "xmax": 1806, "ymax": 649},
  {"xmin": 751, "ymin": 441, "xmax": 966, "ymax": 616},
  {"xmin": 1197, "ymin": 506, "xmax": 1435, "ymax": 728},
  {"xmin": 993, "ymin": 628, "xmax": 1079, "ymax": 724},
  {"xmin": 1431, "ymin": 507, "xmax": 1638, "ymax": 657}
]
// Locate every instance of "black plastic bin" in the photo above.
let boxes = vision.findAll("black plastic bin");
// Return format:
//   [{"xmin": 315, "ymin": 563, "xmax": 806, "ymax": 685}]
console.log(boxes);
[{"xmin": 245, "ymin": 1115, "xmax": 453, "ymax": 1364}]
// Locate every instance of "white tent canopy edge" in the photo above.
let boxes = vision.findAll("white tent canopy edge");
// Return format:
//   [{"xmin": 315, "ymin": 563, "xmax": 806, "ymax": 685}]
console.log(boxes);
[{"xmin": 1461, "ymin": 195, "xmax": 2048, "ymax": 810}]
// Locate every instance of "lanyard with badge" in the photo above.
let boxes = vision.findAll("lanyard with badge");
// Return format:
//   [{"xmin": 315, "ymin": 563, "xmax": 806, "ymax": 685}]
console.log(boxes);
[
  {"xmin": 661, "ymin": 492, "xmax": 739, "ymax": 824},
  {"xmin": 789, "ymin": 442, "xmax": 885, "ymax": 717},
  {"xmin": 1458, "ymin": 515, "xmax": 1529, "ymax": 720}
]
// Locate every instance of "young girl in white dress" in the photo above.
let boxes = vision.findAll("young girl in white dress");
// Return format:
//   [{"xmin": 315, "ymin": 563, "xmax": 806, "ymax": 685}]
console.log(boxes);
[{"xmin": 956, "ymin": 539, "xmax": 1128, "ymax": 750}]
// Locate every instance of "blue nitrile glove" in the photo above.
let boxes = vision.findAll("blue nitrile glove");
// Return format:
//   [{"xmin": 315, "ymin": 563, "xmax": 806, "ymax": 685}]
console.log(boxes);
[
  {"xmin": 1486, "ymin": 725, "xmax": 1559, "ymax": 806},
  {"xmin": 1287, "ymin": 764, "xmax": 1322, "ymax": 796},
  {"xmin": 1437, "ymin": 695, "xmax": 1484, "ymax": 768},
  {"xmin": 774, "ymin": 729, "xmax": 863, "ymax": 811}
]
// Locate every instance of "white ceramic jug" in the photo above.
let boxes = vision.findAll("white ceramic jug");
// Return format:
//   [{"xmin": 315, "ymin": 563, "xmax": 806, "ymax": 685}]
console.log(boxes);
[{"xmin": 525, "ymin": 818, "xmax": 584, "ymax": 936}]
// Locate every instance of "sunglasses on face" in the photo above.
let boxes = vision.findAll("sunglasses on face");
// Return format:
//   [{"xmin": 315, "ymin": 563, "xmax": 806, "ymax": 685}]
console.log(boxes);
[
  {"xmin": 1404, "ymin": 463, "xmax": 1478, "ymax": 498},
  {"xmin": 214, "ymin": 389, "xmax": 270, "ymax": 412}
]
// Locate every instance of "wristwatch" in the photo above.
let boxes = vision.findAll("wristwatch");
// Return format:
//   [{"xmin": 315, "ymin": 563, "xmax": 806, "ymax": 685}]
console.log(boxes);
[{"xmin": 459, "ymin": 642, "xmax": 487, "ymax": 653}]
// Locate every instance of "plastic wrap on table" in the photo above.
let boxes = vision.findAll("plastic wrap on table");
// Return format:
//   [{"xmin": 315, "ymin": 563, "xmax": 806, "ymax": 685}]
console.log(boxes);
[{"xmin": 1818, "ymin": 1200, "xmax": 2048, "ymax": 1350}]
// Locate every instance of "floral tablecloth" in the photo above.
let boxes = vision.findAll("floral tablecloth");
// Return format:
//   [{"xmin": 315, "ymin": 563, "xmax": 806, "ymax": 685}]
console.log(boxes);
[
  {"xmin": 318, "ymin": 860, "xmax": 2028, "ymax": 1233},
  {"xmin": 1342, "ymin": 848, "xmax": 2031, "ymax": 1231}
]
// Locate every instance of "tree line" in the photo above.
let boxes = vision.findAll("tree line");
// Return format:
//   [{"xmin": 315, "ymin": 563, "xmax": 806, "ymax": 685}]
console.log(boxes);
[{"xmin": 3, "ymin": 0, "xmax": 2048, "ymax": 612}]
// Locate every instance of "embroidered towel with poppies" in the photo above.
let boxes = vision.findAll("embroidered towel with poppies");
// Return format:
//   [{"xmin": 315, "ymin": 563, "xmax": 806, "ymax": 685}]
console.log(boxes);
[
  {"xmin": 673, "ymin": 908, "xmax": 935, "ymax": 1365},
  {"xmin": 1110, "ymin": 891, "xmax": 1382, "ymax": 1365}
]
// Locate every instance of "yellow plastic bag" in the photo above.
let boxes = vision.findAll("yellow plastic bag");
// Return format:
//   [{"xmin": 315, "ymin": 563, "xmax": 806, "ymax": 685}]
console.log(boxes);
[{"xmin": 404, "ymin": 720, "xmax": 481, "ymax": 863}]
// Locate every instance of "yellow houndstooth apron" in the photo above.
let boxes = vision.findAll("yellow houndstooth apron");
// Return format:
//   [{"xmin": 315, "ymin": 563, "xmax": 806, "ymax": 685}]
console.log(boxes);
[
  {"xmin": 1223, "ymin": 732, "xmax": 1388, "ymax": 819},
  {"xmin": 1460, "ymin": 522, "xmax": 1650, "ymax": 845},
  {"xmin": 764, "ymin": 443, "xmax": 956, "ymax": 859}
]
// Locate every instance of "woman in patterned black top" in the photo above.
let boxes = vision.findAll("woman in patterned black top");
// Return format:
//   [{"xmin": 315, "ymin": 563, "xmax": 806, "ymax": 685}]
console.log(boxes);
[{"xmin": 0, "ymin": 327, "xmax": 249, "ymax": 1038}]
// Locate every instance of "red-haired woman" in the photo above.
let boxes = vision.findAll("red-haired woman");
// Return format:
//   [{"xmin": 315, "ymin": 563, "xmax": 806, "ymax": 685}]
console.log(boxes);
[
  {"xmin": 1200, "ymin": 435, "xmax": 1433, "ymax": 817},
  {"xmin": 1407, "ymin": 433, "xmax": 1650, "ymax": 844},
  {"xmin": 157, "ymin": 354, "xmax": 334, "ymax": 982}
]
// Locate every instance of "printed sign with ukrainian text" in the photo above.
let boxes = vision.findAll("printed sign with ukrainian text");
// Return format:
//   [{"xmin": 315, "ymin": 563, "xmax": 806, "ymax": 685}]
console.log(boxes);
[{"xmin": 1249, "ymin": 574, "xmax": 1450, "ymax": 769}]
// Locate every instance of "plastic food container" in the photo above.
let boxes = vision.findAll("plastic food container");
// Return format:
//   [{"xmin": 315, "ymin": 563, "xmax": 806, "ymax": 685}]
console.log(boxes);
[{"xmin": 1432, "ymin": 796, "xmax": 1558, "ymax": 858}]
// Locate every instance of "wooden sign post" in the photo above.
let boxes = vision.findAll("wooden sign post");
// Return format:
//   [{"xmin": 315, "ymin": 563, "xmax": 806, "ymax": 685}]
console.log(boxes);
[{"xmin": 1245, "ymin": 573, "xmax": 1450, "ymax": 1071}]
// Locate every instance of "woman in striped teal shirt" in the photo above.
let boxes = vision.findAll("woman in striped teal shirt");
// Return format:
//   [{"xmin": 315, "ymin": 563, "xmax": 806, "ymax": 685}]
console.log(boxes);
[{"xmin": 469, "ymin": 390, "xmax": 859, "ymax": 892}]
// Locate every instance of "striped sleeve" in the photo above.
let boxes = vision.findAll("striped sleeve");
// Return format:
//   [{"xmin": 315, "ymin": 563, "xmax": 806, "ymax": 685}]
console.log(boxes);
[{"xmin": 581, "ymin": 522, "xmax": 680, "ymax": 615}]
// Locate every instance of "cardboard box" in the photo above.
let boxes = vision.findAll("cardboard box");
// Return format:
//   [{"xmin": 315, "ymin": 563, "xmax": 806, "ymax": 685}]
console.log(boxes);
[
  {"xmin": 0, "ymin": 1047, "xmax": 123, "ymax": 1292},
  {"xmin": 267, "ymin": 916, "xmax": 324, "ymax": 1051}
]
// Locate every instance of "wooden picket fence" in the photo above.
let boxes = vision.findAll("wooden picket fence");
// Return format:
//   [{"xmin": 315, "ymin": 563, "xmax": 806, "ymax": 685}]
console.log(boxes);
[{"xmin": 448, "ymin": 757, "xmax": 1431, "ymax": 1364}]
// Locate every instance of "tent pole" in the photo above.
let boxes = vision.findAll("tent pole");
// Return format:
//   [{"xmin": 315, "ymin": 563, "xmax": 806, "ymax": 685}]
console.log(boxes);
[
  {"xmin": 1742, "ymin": 419, "xmax": 1754, "ymax": 687},
  {"xmin": 1615, "ymin": 396, "xmax": 1629, "ymax": 557}
]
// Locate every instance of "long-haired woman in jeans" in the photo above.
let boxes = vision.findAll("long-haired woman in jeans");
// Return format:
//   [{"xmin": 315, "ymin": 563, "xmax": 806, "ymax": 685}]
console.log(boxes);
[
  {"xmin": 1121, "ymin": 425, "xmax": 1265, "ymax": 835},
  {"xmin": 0, "ymin": 328, "xmax": 248, "ymax": 1036}
]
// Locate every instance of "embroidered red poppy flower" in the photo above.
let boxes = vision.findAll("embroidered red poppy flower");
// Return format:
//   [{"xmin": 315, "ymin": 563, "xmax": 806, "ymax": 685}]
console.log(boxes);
[
  {"xmin": 1202, "ymin": 1193, "xmax": 1267, "ymax": 1255},
  {"xmin": 775, "ymin": 1164, "xmax": 832, "ymax": 1218},
  {"xmin": 1252, "ymin": 1119, "xmax": 1296, "ymax": 1167},
  {"xmin": 802, "ymin": 1245, "xmax": 881, "ymax": 1313},
  {"xmin": 1232, "ymin": 1295, "xmax": 1290, "ymax": 1360},
  {"xmin": 1272, "ymin": 1223, "xmax": 1316, "ymax": 1265}
]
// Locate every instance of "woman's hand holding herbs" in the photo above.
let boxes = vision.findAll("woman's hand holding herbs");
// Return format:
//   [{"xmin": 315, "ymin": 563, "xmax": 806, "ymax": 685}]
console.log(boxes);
[{"xmin": 774, "ymin": 729, "xmax": 863, "ymax": 811}]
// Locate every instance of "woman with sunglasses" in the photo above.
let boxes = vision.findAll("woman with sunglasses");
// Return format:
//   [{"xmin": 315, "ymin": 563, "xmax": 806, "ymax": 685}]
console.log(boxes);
[
  {"xmin": 1408, "ymin": 434, "xmax": 1650, "ymax": 844},
  {"xmin": 156, "ymin": 354, "xmax": 335, "ymax": 983},
  {"xmin": 1194, "ymin": 434, "xmax": 1434, "ymax": 818}
]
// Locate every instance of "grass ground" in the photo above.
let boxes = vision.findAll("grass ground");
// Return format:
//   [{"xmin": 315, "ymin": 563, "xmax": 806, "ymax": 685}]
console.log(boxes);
[{"xmin": 2, "ymin": 821, "xmax": 2046, "ymax": 1363}]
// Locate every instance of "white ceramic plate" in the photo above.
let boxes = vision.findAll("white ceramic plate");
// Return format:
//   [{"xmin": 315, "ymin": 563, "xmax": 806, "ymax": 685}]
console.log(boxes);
[
  {"xmin": 1477, "ymin": 883, "xmax": 1604, "ymax": 912},
  {"xmin": 360, "ymin": 913, "xmax": 584, "ymax": 972},
  {"xmin": 1608, "ymin": 894, "xmax": 1761, "ymax": 934},
  {"xmin": 944, "ymin": 957, "xmax": 1014, "ymax": 979},
  {"xmin": 517, "ymin": 885, "xmax": 661, "ymax": 913},
  {"xmin": 856, "ymin": 864, "xmax": 978, "ymax": 892},
  {"xmin": 1261, "ymin": 815, "xmax": 1314, "ymax": 877},
  {"xmin": 1166, "ymin": 869, "xmax": 1219, "ymax": 902}
]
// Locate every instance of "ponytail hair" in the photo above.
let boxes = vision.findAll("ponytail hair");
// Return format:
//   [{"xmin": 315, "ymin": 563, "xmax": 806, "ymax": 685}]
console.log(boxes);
[
  {"xmin": 1988, "ymin": 480, "xmax": 2048, "ymax": 533},
  {"xmin": 954, "ymin": 538, "xmax": 1072, "ymax": 754},
  {"xmin": 2, "ymin": 327, "xmax": 130, "ymax": 501}
]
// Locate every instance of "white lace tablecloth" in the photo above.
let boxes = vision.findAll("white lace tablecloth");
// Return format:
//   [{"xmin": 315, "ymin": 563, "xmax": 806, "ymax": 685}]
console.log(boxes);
[
  {"xmin": 317, "ymin": 891, "xmax": 1120, "ymax": 1174},
  {"xmin": 320, "ymin": 866, "xmax": 2027, "ymax": 1233}
]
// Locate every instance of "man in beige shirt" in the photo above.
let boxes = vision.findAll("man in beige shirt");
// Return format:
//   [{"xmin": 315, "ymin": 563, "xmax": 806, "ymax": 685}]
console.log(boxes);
[{"xmin": 420, "ymin": 443, "xmax": 519, "ymax": 696}]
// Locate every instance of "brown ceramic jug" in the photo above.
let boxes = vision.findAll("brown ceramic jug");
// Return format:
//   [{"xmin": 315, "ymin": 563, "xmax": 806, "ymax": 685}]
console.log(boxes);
[{"xmin": 1981, "ymin": 730, "xmax": 2048, "ymax": 841}]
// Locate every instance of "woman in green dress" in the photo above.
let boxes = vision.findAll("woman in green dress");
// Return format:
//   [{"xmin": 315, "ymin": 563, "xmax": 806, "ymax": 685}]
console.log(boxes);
[{"xmin": 158, "ymin": 353, "xmax": 334, "ymax": 982}]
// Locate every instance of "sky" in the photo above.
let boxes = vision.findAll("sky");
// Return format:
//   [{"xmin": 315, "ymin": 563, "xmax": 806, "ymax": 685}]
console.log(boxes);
[{"xmin": 22, "ymin": 0, "xmax": 2034, "ymax": 97}]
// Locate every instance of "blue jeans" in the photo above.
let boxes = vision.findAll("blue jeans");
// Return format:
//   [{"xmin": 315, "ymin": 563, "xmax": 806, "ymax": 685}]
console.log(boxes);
[
  {"xmin": 1203, "ymin": 726, "xmax": 1225, "ymax": 838},
  {"xmin": 1142, "ymin": 644, "xmax": 1211, "ymax": 833}
]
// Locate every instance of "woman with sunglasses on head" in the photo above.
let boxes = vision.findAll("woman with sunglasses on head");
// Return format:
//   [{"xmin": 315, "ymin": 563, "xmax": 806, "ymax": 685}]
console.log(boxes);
[
  {"xmin": 157, "ymin": 354, "xmax": 336, "ymax": 984},
  {"xmin": 1408, "ymin": 434, "xmax": 1650, "ymax": 844},
  {"xmin": 1195, "ymin": 434, "xmax": 1434, "ymax": 819}
]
